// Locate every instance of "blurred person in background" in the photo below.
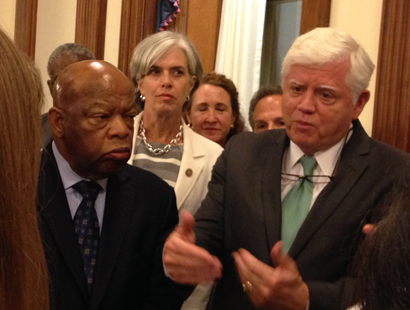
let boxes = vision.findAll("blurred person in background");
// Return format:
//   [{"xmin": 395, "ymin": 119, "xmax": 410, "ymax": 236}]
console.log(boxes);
[
  {"xmin": 249, "ymin": 85, "xmax": 284, "ymax": 133},
  {"xmin": 0, "ymin": 29, "xmax": 49, "ymax": 310},
  {"xmin": 185, "ymin": 72, "xmax": 247, "ymax": 147},
  {"xmin": 348, "ymin": 187, "xmax": 410, "ymax": 310}
]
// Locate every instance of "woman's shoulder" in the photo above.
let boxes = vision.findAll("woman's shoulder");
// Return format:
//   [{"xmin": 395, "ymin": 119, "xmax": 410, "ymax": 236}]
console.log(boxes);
[{"xmin": 184, "ymin": 125, "xmax": 223, "ymax": 154}]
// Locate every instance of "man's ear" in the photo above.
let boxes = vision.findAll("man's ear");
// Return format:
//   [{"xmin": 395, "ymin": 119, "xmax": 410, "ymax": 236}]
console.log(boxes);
[
  {"xmin": 48, "ymin": 107, "xmax": 65, "ymax": 138},
  {"xmin": 352, "ymin": 90, "xmax": 370, "ymax": 120},
  {"xmin": 47, "ymin": 80, "xmax": 53, "ymax": 95}
]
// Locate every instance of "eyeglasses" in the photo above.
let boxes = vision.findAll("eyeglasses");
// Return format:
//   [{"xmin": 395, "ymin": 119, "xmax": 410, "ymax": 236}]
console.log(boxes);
[
  {"xmin": 281, "ymin": 127, "xmax": 354, "ymax": 185},
  {"xmin": 281, "ymin": 172, "xmax": 334, "ymax": 184}
]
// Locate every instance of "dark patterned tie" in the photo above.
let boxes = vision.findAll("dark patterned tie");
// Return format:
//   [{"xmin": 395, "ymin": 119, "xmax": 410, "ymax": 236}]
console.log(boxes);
[{"xmin": 72, "ymin": 180, "xmax": 101, "ymax": 291}]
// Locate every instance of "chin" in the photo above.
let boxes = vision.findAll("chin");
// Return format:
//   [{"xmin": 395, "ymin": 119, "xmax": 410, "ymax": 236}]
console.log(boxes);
[{"xmin": 98, "ymin": 160, "xmax": 127, "ymax": 177}]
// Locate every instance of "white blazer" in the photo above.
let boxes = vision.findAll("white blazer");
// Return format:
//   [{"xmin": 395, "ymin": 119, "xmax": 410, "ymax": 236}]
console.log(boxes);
[
  {"xmin": 128, "ymin": 113, "xmax": 223, "ymax": 214},
  {"xmin": 128, "ymin": 113, "xmax": 223, "ymax": 310}
]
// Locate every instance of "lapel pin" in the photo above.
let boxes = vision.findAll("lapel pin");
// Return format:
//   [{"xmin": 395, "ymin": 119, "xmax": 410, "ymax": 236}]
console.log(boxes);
[{"xmin": 185, "ymin": 168, "xmax": 193, "ymax": 177}]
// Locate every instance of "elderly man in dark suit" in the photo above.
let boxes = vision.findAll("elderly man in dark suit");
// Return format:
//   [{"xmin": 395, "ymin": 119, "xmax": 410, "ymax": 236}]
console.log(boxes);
[
  {"xmin": 163, "ymin": 28, "xmax": 410, "ymax": 310},
  {"xmin": 37, "ymin": 60, "xmax": 183, "ymax": 310}
]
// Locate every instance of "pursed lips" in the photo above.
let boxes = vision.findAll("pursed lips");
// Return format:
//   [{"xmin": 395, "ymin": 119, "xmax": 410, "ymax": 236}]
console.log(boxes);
[
  {"xmin": 157, "ymin": 93, "xmax": 175, "ymax": 99},
  {"xmin": 104, "ymin": 147, "xmax": 131, "ymax": 160},
  {"xmin": 293, "ymin": 120, "xmax": 316, "ymax": 131}
]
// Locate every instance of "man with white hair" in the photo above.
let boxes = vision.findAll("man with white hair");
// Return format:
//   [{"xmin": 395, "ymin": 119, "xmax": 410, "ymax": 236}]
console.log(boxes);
[{"xmin": 163, "ymin": 27, "xmax": 410, "ymax": 309}]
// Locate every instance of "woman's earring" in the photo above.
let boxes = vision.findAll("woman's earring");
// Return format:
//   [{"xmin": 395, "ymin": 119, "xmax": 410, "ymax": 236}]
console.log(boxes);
[
  {"xmin": 230, "ymin": 123, "xmax": 234, "ymax": 128},
  {"xmin": 188, "ymin": 123, "xmax": 192, "ymax": 128},
  {"xmin": 186, "ymin": 95, "xmax": 190, "ymax": 102},
  {"xmin": 140, "ymin": 94, "xmax": 145, "ymax": 102}
]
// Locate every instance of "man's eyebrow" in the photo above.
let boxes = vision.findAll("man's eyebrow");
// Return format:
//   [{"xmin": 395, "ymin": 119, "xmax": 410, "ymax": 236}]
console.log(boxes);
[
  {"xmin": 288, "ymin": 79, "xmax": 303, "ymax": 84},
  {"xmin": 318, "ymin": 85, "xmax": 337, "ymax": 91}
]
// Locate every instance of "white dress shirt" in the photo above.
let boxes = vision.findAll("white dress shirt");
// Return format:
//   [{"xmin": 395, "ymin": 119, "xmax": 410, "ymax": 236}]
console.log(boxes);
[
  {"xmin": 52, "ymin": 142, "xmax": 108, "ymax": 231},
  {"xmin": 281, "ymin": 128, "xmax": 353, "ymax": 209}
]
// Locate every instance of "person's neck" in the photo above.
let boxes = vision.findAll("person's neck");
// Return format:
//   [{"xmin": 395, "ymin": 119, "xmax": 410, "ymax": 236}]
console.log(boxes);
[{"xmin": 141, "ymin": 110, "xmax": 183, "ymax": 144}]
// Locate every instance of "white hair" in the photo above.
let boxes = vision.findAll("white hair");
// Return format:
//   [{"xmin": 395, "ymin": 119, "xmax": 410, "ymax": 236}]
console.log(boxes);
[
  {"xmin": 129, "ymin": 31, "xmax": 202, "ymax": 86},
  {"xmin": 281, "ymin": 27, "xmax": 375, "ymax": 103}
]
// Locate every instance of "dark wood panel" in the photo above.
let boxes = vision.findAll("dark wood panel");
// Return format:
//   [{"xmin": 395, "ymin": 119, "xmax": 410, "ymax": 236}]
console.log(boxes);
[
  {"xmin": 300, "ymin": 0, "xmax": 331, "ymax": 34},
  {"xmin": 118, "ymin": 0, "xmax": 157, "ymax": 77},
  {"xmin": 174, "ymin": 0, "xmax": 189, "ymax": 34},
  {"xmin": 75, "ymin": 0, "xmax": 108, "ymax": 60},
  {"xmin": 14, "ymin": 0, "xmax": 38, "ymax": 59},
  {"xmin": 372, "ymin": 0, "xmax": 410, "ymax": 152},
  {"xmin": 186, "ymin": 0, "xmax": 223, "ymax": 73}
]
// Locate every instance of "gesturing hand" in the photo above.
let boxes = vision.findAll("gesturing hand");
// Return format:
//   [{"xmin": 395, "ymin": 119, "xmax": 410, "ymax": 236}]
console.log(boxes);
[
  {"xmin": 163, "ymin": 211, "xmax": 222, "ymax": 284},
  {"xmin": 233, "ymin": 241, "xmax": 309, "ymax": 310}
]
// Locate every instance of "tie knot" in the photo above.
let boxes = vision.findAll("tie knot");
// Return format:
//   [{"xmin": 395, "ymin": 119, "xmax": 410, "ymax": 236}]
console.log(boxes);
[
  {"xmin": 72, "ymin": 181, "xmax": 101, "ymax": 202},
  {"xmin": 300, "ymin": 156, "xmax": 317, "ymax": 176}
]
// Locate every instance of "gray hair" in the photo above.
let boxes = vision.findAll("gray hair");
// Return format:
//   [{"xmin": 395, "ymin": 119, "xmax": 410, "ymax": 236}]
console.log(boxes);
[
  {"xmin": 281, "ymin": 27, "xmax": 375, "ymax": 103},
  {"xmin": 129, "ymin": 31, "xmax": 203, "ymax": 93},
  {"xmin": 248, "ymin": 85, "xmax": 283, "ymax": 129},
  {"xmin": 47, "ymin": 43, "xmax": 95, "ymax": 80}
]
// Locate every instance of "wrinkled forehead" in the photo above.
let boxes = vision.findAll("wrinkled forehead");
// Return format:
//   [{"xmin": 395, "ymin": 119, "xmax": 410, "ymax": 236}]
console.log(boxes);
[
  {"xmin": 255, "ymin": 95, "xmax": 283, "ymax": 114},
  {"xmin": 55, "ymin": 63, "xmax": 134, "ymax": 108}
]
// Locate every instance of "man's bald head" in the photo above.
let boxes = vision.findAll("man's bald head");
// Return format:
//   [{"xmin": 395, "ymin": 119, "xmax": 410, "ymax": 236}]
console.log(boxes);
[
  {"xmin": 49, "ymin": 60, "xmax": 137, "ymax": 180},
  {"xmin": 53, "ymin": 60, "xmax": 133, "ymax": 108}
]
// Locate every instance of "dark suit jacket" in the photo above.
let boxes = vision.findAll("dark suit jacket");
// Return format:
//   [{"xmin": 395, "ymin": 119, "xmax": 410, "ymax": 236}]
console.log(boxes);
[
  {"xmin": 194, "ymin": 120, "xmax": 410, "ymax": 310},
  {"xmin": 41, "ymin": 113, "xmax": 53, "ymax": 146},
  {"xmin": 37, "ymin": 144, "xmax": 183, "ymax": 310}
]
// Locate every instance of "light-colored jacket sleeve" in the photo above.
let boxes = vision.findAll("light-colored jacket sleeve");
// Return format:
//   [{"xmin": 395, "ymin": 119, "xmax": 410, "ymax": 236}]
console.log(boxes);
[{"xmin": 128, "ymin": 114, "xmax": 223, "ymax": 310}]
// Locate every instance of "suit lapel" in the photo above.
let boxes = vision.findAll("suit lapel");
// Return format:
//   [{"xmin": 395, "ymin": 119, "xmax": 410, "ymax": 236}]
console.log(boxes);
[
  {"xmin": 174, "ymin": 124, "xmax": 205, "ymax": 209},
  {"xmin": 89, "ymin": 167, "xmax": 134, "ymax": 310},
  {"xmin": 262, "ymin": 131, "xmax": 289, "ymax": 252},
  {"xmin": 38, "ymin": 146, "xmax": 89, "ymax": 299},
  {"xmin": 289, "ymin": 122, "xmax": 371, "ymax": 258}
]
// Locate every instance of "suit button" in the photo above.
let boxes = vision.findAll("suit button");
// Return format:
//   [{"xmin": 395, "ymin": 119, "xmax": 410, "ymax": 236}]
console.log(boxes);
[{"xmin": 186, "ymin": 168, "xmax": 193, "ymax": 177}]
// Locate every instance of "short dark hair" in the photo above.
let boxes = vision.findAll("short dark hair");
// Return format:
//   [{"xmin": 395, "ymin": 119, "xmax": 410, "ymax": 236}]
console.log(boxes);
[
  {"xmin": 184, "ymin": 72, "xmax": 247, "ymax": 140},
  {"xmin": 47, "ymin": 43, "xmax": 95, "ymax": 80},
  {"xmin": 248, "ymin": 85, "xmax": 283, "ymax": 129}
]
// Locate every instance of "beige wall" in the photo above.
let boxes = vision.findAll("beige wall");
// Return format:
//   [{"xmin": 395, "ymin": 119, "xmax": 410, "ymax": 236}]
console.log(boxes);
[
  {"xmin": 35, "ymin": 0, "xmax": 77, "ymax": 112},
  {"xmin": 35, "ymin": 0, "xmax": 123, "ymax": 113},
  {"xmin": 330, "ymin": 0, "xmax": 383, "ymax": 136},
  {"xmin": 0, "ymin": 0, "xmax": 16, "ymax": 37},
  {"xmin": 104, "ymin": 0, "xmax": 122, "ymax": 66}
]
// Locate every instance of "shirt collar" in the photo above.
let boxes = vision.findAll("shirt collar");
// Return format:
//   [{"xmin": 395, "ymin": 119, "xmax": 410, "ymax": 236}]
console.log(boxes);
[
  {"xmin": 52, "ymin": 142, "xmax": 108, "ymax": 191},
  {"xmin": 286, "ymin": 125, "xmax": 353, "ymax": 176}
]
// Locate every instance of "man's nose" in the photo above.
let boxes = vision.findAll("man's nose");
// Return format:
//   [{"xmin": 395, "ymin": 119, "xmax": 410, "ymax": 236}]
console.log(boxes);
[
  {"xmin": 297, "ymin": 90, "xmax": 316, "ymax": 113},
  {"xmin": 109, "ymin": 116, "xmax": 132, "ymax": 139},
  {"xmin": 268, "ymin": 122, "xmax": 277, "ymax": 130}
]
